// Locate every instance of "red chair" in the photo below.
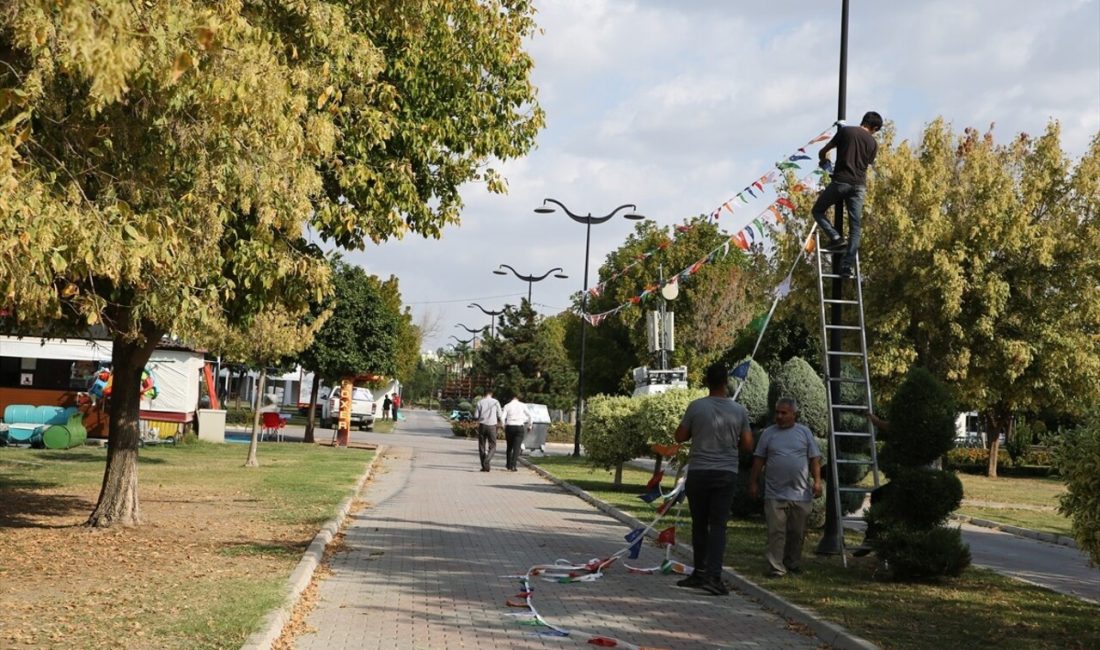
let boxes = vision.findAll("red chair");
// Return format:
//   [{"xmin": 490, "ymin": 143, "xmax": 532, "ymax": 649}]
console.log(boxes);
[{"xmin": 260, "ymin": 411, "xmax": 286, "ymax": 442}]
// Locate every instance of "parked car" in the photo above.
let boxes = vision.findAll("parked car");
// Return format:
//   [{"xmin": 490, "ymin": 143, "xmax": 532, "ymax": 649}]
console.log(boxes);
[{"xmin": 319, "ymin": 386, "xmax": 376, "ymax": 431}]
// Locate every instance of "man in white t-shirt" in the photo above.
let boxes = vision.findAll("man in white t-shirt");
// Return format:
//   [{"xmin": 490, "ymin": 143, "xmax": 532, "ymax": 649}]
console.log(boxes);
[
  {"xmin": 500, "ymin": 394, "xmax": 532, "ymax": 472},
  {"xmin": 473, "ymin": 391, "xmax": 503, "ymax": 472},
  {"xmin": 749, "ymin": 397, "xmax": 823, "ymax": 577}
]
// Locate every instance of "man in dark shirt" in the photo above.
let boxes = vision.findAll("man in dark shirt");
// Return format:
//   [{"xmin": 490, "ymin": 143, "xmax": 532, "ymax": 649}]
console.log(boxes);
[{"xmin": 812, "ymin": 111, "xmax": 883, "ymax": 277}]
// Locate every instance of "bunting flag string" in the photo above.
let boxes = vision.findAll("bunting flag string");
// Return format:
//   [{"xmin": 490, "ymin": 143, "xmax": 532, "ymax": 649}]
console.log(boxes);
[
  {"xmin": 576, "ymin": 124, "xmax": 836, "ymax": 304},
  {"xmin": 580, "ymin": 169, "xmax": 826, "ymax": 324}
]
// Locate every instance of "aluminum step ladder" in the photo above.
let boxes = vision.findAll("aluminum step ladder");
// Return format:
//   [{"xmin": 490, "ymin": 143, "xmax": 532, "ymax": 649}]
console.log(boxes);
[{"xmin": 813, "ymin": 232, "xmax": 883, "ymax": 566}]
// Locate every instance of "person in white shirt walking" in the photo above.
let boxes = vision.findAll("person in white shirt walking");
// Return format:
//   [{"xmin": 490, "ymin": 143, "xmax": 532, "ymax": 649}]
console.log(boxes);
[
  {"xmin": 473, "ymin": 391, "xmax": 503, "ymax": 472},
  {"xmin": 500, "ymin": 394, "xmax": 532, "ymax": 472}
]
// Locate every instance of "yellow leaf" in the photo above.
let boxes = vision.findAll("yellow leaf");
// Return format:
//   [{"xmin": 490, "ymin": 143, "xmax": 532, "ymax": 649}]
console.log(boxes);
[{"xmin": 171, "ymin": 52, "xmax": 194, "ymax": 83}]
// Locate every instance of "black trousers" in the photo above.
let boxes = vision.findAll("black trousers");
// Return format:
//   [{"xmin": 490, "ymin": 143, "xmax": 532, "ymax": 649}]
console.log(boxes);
[
  {"xmin": 685, "ymin": 469, "xmax": 737, "ymax": 580},
  {"xmin": 504, "ymin": 425, "xmax": 525, "ymax": 470},
  {"xmin": 477, "ymin": 424, "xmax": 497, "ymax": 470}
]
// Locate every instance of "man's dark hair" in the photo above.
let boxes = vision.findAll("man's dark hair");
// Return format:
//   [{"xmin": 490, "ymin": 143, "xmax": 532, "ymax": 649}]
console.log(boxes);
[
  {"xmin": 861, "ymin": 111, "xmax": 883, "ymax": 131},
  {"xmin": 705, "ymin": 363, "xmax": 729, "ymax": 390}
]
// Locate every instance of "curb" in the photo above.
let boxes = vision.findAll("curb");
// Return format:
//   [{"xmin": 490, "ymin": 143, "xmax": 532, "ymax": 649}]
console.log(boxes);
[
  {"xmin": 521, "ymin": 458, "xmax": 880, "ymax": 650},
  {"xmin": 240, "ymin": 445, "xmax": 386, "ymax": 650},
  {"xmin": 950, "ymin": 514, "xmax": 1078, "ymax": 549}
]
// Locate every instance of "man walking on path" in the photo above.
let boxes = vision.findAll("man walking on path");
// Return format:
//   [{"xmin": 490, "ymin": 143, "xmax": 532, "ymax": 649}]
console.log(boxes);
[
  {"xmin": 473, "ymin": 391, "xmax": 503, "ymax": 471},
  {"xmin": 500, "ymin": 394, "xmax": 531, "ymax": 472},
  {"xmin": 673, "ymin": 363, "xmax": 754, "ymax": 596},
  {"xmin": 749, "ymin": 397, "xmax": 823, "ymax": 578},
  {"xmin": 812, "ymin": 110, "xmax": 883, "ymax": 277}
]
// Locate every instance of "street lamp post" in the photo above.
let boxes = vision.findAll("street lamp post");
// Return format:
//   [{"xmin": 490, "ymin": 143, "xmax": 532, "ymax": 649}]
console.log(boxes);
[
  {"xmin": 534, "ymin": 198, "xmax": 644, "ymax": 457},
  {"xmin": 493, "ymin": 264, "xmax": 569, "ymax": 304},
  {"xmin": 468, "ymin": 303, "xmax": 505, "ymax": 338},
  {"xmin": 455, "ymin": 323, "xmax": 487, "ymax": 336}
]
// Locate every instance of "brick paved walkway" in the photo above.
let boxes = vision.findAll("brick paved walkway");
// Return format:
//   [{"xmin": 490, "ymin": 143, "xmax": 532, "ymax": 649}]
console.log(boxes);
[{"xmin": 294, "ymin": 410, "xmax": 822, "ymax": 650}]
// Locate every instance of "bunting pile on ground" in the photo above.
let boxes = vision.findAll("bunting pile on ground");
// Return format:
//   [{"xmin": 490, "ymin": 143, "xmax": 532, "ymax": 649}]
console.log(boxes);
[{"xmin": 501, "ymin": 445, "xmax": 692, "ymax": 648}]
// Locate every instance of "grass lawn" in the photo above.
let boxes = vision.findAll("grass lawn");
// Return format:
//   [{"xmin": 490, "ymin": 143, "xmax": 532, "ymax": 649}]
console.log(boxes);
[
  {"xmin": 529, "ymin": 456, "xmax": 1099, "ymax": 650},
  {"xmin": 957, "ymin": 473, "xmax": 1071, "ymax": 536},
  {"xmin": 0, "ymin": 441, "xmax": 371, "ymax": 649},
  {"xmin": 372, "ymin": 418, "xmax": 396, "ymax": 433}
]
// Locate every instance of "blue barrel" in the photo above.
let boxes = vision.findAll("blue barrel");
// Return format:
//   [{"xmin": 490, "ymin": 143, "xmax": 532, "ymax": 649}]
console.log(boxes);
[
  {"xmin": 36, "ymin": 406, "xmax": 71, "ymax": 425},
  {"xmin": 4, "ymin": 404, "xmax": 37, "ymax": 424},
  {"xmin": 7, "ymin": 424, "xmax": 43, "ymax": 442}
]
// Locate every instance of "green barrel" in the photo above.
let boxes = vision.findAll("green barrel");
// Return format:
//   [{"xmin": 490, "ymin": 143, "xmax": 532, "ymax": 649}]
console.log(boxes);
[{"xmin": 41, "ymin": 412, "xmax": 88, "ymax": 449}]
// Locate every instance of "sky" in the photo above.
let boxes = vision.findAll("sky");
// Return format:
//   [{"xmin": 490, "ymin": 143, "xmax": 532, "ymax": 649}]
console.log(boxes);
[{"xmin": 345, "ymin": 0, "xmax": 1100, "ymax": 353}]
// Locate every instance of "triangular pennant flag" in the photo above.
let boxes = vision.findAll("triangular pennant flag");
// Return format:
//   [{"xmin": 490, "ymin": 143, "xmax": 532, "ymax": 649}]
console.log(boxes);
[
  {"xmin": 688, "ymin": 259, "xmax": 706, "ymax": 275},
  {"xmin": 675, "ymin": 224, "xmax": 693, "ymax": 233},
  {"xmin": 587, "ymin": 638, "xmax": 619, "ymax": 647},
  {"xmin": 657, "ymin": 527, "xmax": 676, "ymax": 546},
  {"xmin": 777, "ymin": 161, "xmax": 800, "ymax": 170},
  {"xmin": 752, "ymin": 180, "xmax": 764, "ymax": 192},
  {"xmin": 730, "ymin": 360, "xmax": 751, "ymax": 380},
  {"xmin": 625, "ymin": 527, "xmax": 645, "ymax": 543},
  {"xmin": 760, "ymin": 171, "xmax": 778, "ymax": 185},
  {"xmin": 774, "ymin": 274, "xmax": 793, "ymax": 299},
  {"xmin": 810, "ymin": 133, "xmax": 831, "ymax": 144},
  {"xmin": 745, "ymin": 187, "xmax": 756, "ymax": 198},
  {"xmin": 738, "ymin": 193, "xmax": 749, "ymax": 204},
  {"xmin": 721, "ymin": 241, "xmax": 731, "ymax": 257},
  {"xmin": 788, "ymin": 154, "xmax": 811, "ymax": 162},
  {"xmin": 752, "ymin": 218, "xmax": 765, "ymax": 234},
  {"xmin": 589, "ymin": 285, "xmax": 601, "ymax": 297},
  {"xmin": 776, "ymin": 197, "xmax": 795, "ymax": 211},
  {"xmin": 646, "ymin": 470, "xmax": 664, "ymax": 491},
  {"xmin": 723, "ymin": 201, "xmax": 735, "ymax": 215},
  {"xmin": 638, "ymin": 488, "xmax": 662, "ymax": 503},
  {"xmin": 766, "ymin": 205, "xmax": 783, "ymax": 223},
  {"xmin": 627, "ymin": 538, "xmax": 643, "ymax": 559},
  {"xmin": 733, "ymin": 232, "xmax": 749, "ymax": 250},
  {"xmin": 650, "ymin": 443, "xmax": 681, "ymax": 457},
  {"xmin": 745, "ymin": 226, "xmax": 756, "ymax": 243}
]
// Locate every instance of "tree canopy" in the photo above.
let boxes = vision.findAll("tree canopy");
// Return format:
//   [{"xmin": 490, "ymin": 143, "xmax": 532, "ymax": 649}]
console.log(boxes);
[{"xmin": 0, "ymin": 0, "xmax": 543, "ymax": 526}]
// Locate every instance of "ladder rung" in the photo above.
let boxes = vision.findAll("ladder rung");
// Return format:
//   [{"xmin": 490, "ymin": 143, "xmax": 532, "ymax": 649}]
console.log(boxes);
[
  {"xmin": 828, "ymin": 377, "xmax": 867, "ymax": 384},
  {"xmin": 826, "ymin": 351, "xmax": 864, "ymax": 357},
  {"xmin": 831, "ymin": 404, "xmax": 869, "ymax": 411},
  {"xmin": 833, "ymin": 431, "xmax": 873, "ymax": 438},
  {"xmin": 839, "ymin": 486, "xmax": 875, "ymax": 493},
  {"xmin": 836, "ymin": 458, "xmax": 876, "ymax": 465},
  {"xmin": 821, "ymin": 273, "xmax": 857, "ymax": 280},
  {"xmin": 825, "ymin": 325, "xmax": 862, "ymax": 331},
  {"xmin": 823, "ymin": 299, "xmax": 860, "ymax": 305}
]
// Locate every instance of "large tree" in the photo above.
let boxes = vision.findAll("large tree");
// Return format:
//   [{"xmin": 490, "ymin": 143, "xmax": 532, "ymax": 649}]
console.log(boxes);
[
  {"xmin": 0, "ymin": 1, "xmax": 542, "ymax": 526},
  {"xmin": 776, "ymin": 120, "xmax": 1100, "ymax": 477},
  {"xmin": 296, "ymin": 262, "xmax": 401, "ymax": 442},
  {"xmin": 570, "ymin": 216, "xmax": 765, "ymax": 392},
  {"xmin": 475, "ymin": 301, "xmax": 576, "ymax": 410}
]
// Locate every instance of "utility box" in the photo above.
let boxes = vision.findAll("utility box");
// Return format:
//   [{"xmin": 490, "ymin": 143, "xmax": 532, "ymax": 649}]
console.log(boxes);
[
  {"xmin": 522, "ymin": 403, "xmax": 552, "ymax": 455},
  {"xmin": 196, "ymin": 409, "xmax": 226, "ymax": 443}
]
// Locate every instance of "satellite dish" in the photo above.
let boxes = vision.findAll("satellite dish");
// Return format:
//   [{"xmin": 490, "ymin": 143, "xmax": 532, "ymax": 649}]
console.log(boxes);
[{"xmin": 661, "ymin": 282, "xmax": 679, "ymax": 300}]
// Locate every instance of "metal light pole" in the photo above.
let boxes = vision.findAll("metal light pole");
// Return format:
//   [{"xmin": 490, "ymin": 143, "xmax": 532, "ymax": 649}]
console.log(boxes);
[
  {"xmin": 493, "ymin": 264, "xmax": 569, "ymax": 304},
  {"xmin": 468, "ymin": 303, "xmax": 505, "ymax": 339},
  {"xmin": 455, "ymin": 323, "xmax": 487, "ymax": 336},
  {"xmin": 817, "ymin": 0, "xmax": 850, "ymax": 557},
  {"xmin": 534, "ymin": 198, "xmax": 645, "ymax": 457}
]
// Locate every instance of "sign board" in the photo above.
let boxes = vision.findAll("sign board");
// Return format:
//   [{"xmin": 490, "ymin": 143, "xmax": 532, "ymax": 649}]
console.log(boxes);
[
  {"xmin": 19, "ymin": 373, "xmax": 33, "ymax": 386},
  {"xmin": 337, "ymin": 377, "xmax": 353, "ymax": 446}
]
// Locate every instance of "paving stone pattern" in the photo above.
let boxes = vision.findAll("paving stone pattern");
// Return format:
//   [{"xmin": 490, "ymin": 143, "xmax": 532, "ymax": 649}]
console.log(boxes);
[{"xmin": 294, "ymin": 410, "xmax": 822, "ymax": 650}]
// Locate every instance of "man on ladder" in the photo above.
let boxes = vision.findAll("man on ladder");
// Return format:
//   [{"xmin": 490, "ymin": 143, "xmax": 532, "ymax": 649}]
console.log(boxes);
[{"xmin": 811, "ymin": 111, "xmax": 883, "ymax": 278}]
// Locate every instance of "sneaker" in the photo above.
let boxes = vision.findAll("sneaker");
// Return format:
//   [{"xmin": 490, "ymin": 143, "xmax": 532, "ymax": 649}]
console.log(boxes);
[
  {"xmin": 766, "ymin": 569, "xmax": 786, "ymax": 578},
  {"xmin": 839, "ymin": 267, "xmax": 854, "ymax": 279},
  {"xmin": 700, "ymin": 577, "xmax": 730, "ymax": 596},
  {"xmin": 676, "ymin": 574, "xmax": 706, "ymax": 589},
  {"xmin": 824, "ymin": 238, "xmax": 848, "ymax": 252}
]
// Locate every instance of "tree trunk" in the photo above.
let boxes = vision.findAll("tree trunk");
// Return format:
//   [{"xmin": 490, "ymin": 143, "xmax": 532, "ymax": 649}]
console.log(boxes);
[
  {"xmin": 985, "ymin": 408, "xmax": 1012, "ymax": 478},
  {"xmin": 87, "ymin": 322, "xmax": 162, "ymax": 528},
  {"xmin": 614, "ymin": 462, "xmax": 623, "ymax": 487},
  {"xmin": 304, "ymin": 374, "xmax": 322, "ymax": 443},
  {"xmin": 245, "ymin": 368, "xmax": 266, "ymax": 467}
]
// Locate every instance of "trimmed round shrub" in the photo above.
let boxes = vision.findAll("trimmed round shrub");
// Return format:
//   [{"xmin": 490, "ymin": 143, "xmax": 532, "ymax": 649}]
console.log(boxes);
[
  {"xmin": 457, "ymin": 400, "xmax": 473, "ymax": 413},
  {"xmin": 733, "ymin": 357, "xmax": 770, "ymax": 427},
  {"xmin": 635, "ymin": 388, "xmax": 706, "ymax": 452},
  {"xmin": 768, "ymin": 357, "xmax": 827, "ymax": 435},
  {"xmin": 582, "ymin": 395, "xmax": 646, "ymax": 472},
  {"xmin": 881, "ymin": 367, "xmax": 957, "ymax": 472},
  {"xmin": 867, "ymin": 467, "xmax": 962, "ymax": 529},
  {"xmin": 869, "ymin": 524, "xmax": 971, "ymax": 581}
]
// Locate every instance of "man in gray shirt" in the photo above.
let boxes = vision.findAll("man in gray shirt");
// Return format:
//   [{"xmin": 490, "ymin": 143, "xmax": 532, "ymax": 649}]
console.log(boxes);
[
  {"xmin": 673, "ymin": 363, "xmax": 754, "ymax": 596},
  {"xmin": 749, "ymin": 397, "xmax": 823, "ymax": 577},
  {"xmin": 473, "ymin": 391, "xmax": 503, "ymax": 472}
]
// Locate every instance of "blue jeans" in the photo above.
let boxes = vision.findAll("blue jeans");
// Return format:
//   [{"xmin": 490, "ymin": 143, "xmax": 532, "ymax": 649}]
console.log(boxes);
[
  {"xmin": 685, "ymin": 469, "xmax": 737, "ymax": 580},
  {"xmin": 812, "ymin": 181, "xmax": 866, "ymax": 271}
]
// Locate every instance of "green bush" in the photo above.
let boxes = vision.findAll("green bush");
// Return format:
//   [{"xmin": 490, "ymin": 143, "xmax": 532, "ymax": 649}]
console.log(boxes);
[
  {"xmin": 457, "ymin": 401, "xmax": 473, "ymax": 413},
  {"xmin": 870, "ymin": 524, "xmax": 972, "ymax": 581},
  {"xmin": 867, "ymin": 467, "xmax": 962, "ymax": 529},
  {"xmin": 733, "ymin": 357, "xmax": 770, "ymax": 427},
  {"xmin": 881, "ymin": 368, "xmax": 957, "ymax": 473},
  {"xmin": 1006, "ymin": 420, "xmax": 1036, "ymax": 462},
  {"xmin": 1021, "ymin": 446, "xmax": 1054, "ymax": 467},
  {"xmin": 1055, "ymin": 419, "xmax": 1100, "ymax": 565},
  {"xmin": 546, "ymin": 421, "xmax": 573, "ymax": 444},
  {"xmin": 635, "ymin": 388, "xmax": 706, "ymax": 456},
  {"xmin": 451, "ymin": 421, "xmax": 477, "ymax": 437},
  {"xmin": 582, "ymin": 395, "xmax": 646, "ymax": 473},
  {"xmin": 944, "ymin": 447, "xmax": 1013, "ymax": 471},
  {"xmin": 768, "ymin": 357, "xmax": 827, "ymax": 435}
]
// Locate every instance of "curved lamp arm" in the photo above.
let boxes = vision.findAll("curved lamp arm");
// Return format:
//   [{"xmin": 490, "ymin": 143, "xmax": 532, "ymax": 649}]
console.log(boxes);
[
  {"xmin": 455, "ymin": 323, "xmax": 486, "ymax": 334},
  {"xmin": 468, "ymin": 302, "xmax": 505, "ymax": 316},
  {"xmin": 495, "ymin": 264, "xmax": 569, "ymax": 282},
  {"xmin": 535, "ymin": 198, "xmax": 644, "ymax": 225}
]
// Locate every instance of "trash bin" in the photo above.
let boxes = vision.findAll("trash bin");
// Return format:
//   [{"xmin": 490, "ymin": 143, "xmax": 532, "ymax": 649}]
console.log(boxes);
[
  {"xmin": 196, "ymin": 409, "xmax": 226, "ymax": 443},
  {"xmin": 522, "ymin": 404, "xmax": 551, "ymax": 455}
]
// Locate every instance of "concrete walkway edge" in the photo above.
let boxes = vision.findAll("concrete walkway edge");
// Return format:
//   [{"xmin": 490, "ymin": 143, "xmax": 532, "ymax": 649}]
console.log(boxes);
[
  {"xmin": 241, "ymin": 445, "xmax": 386, "ymax": 650},
  {"xmin": 521, "ymin": 458, "xmax": 881, "ymax": 650}
]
